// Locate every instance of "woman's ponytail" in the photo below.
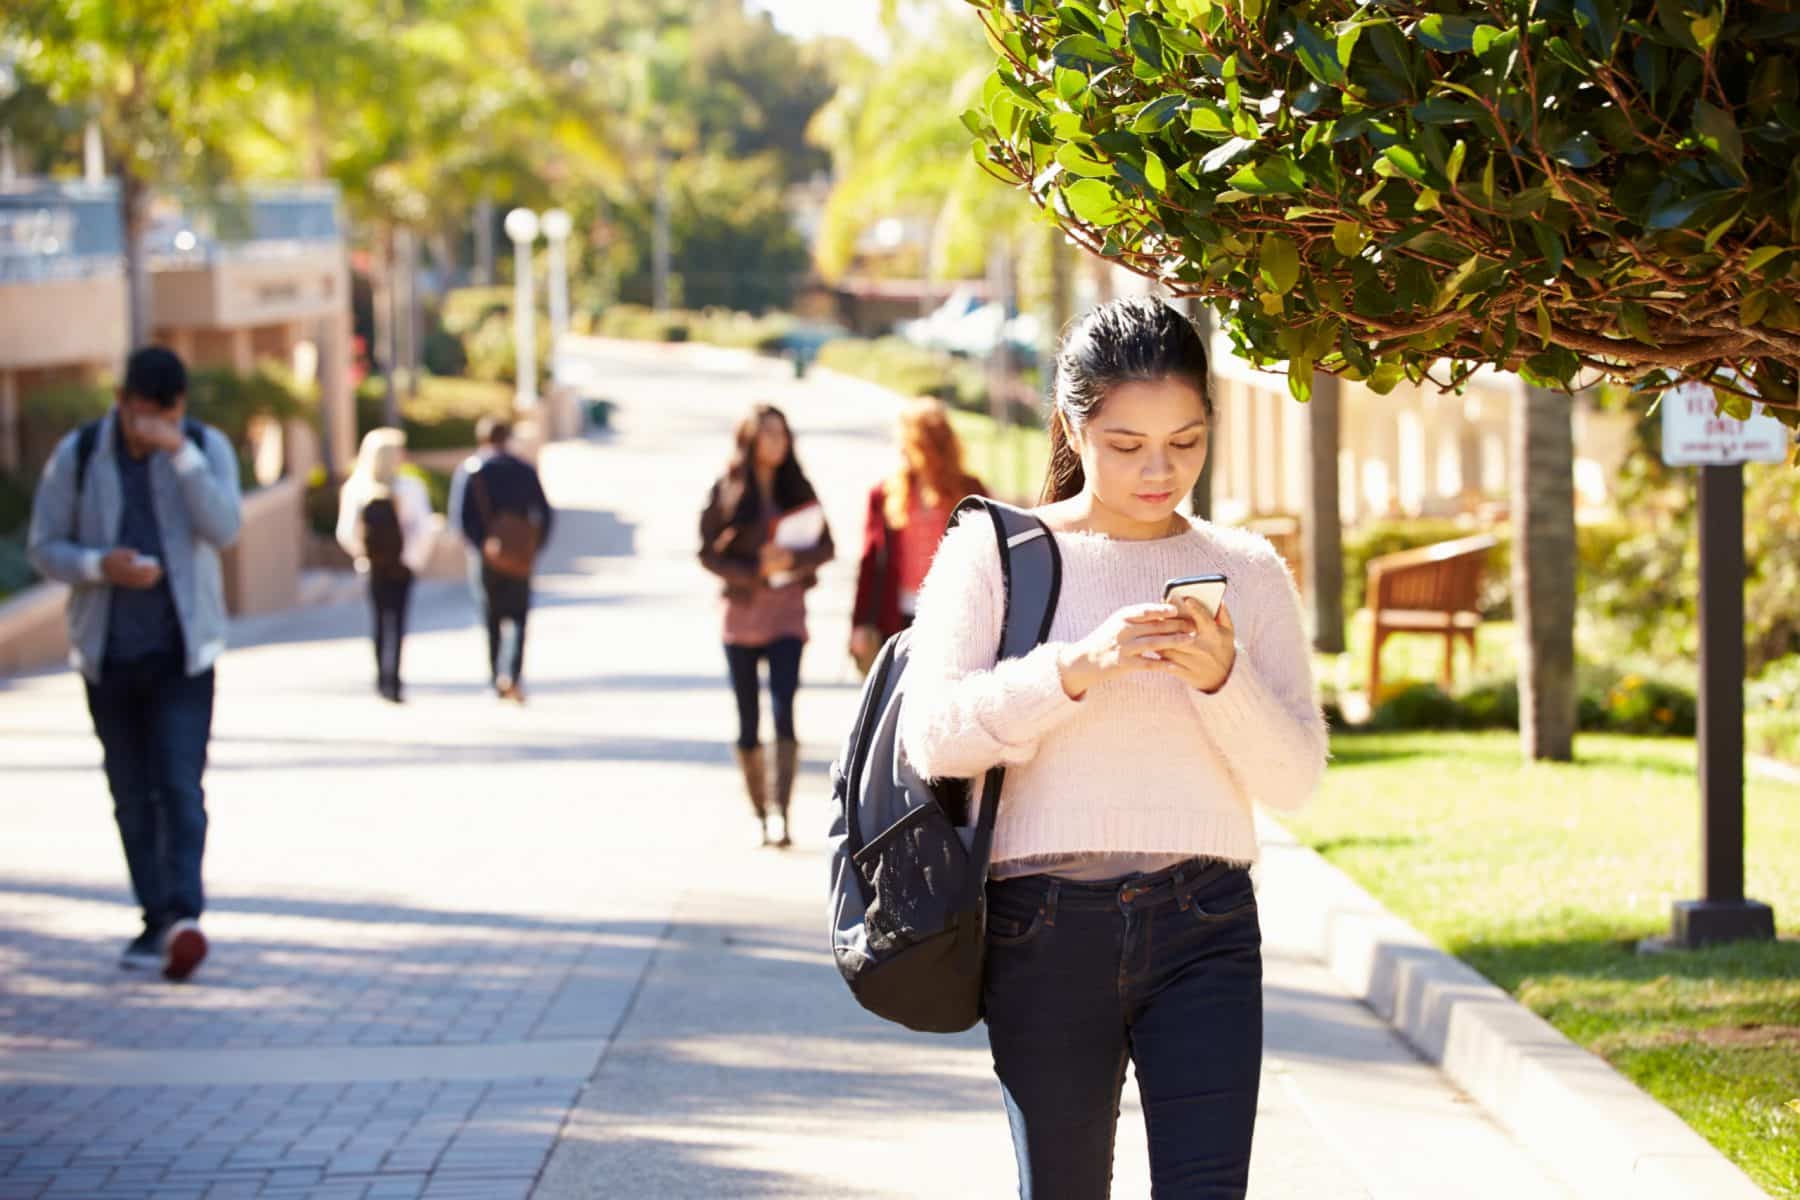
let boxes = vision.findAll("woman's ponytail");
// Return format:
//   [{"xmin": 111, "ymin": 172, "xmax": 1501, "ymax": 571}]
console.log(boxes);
[{"xmin": 1037, "ymin": 297, "xmax": 1212, "ymax": 505}]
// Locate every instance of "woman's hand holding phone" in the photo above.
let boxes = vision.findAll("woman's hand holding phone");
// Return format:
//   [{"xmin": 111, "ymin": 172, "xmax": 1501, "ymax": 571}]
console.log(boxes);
[
  {"xmin": 1056, "ymin": 603, "xmax": 1198, "ymax": 699},
  {"xmin": 1159, "ymin": 596, "xmax": 1237, "ymax": 693}
]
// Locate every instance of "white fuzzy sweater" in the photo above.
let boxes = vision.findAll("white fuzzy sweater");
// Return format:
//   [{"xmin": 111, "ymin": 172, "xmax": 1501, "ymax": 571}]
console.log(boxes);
[{"xmin": 899, "ymin": 517, "xmax": 1328, "ymax": 868}]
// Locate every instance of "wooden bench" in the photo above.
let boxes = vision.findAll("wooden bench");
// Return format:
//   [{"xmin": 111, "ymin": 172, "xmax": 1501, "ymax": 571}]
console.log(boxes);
[{"xmin": 1365, "ymin": 534, "xmax": 1499, "ymax": 701}]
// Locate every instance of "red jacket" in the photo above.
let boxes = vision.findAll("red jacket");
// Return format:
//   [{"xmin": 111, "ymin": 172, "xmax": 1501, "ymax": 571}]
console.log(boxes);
[{"xmin": 852, "ymin": 478, "xmax": 984, "ymax": 638}]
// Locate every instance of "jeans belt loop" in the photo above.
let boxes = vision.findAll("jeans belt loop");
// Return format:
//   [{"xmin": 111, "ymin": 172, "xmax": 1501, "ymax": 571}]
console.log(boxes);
[{"xmin": 1045, "ymin": 879, "xmax": 1060, "ymax": 927}]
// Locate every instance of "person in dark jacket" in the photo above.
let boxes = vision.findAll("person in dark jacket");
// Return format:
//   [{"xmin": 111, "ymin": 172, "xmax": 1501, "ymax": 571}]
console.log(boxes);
[
  {"xmin": 460, "ymin": 421, "xmax": 554, "ymax": 703},
  {"xmin": 698, "ymin": 404, "xmax": 834, "ymax": 847}
]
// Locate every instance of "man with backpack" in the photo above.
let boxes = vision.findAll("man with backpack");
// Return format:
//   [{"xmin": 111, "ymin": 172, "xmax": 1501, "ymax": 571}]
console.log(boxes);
[
  {"xmin": 26, "ymin": 346, "xmax": 243, "ymax": 982},
  {"xmin": 460, "ymin": 420, "xmax": 553, "ymax": 703}
]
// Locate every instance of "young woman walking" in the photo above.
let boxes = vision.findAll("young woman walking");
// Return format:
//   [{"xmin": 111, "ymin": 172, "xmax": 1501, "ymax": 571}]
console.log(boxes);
[
  {"xmin": 699, "ymin": 404, "xmax": 835, "ymax": 848},
  {"xmin": 900, "ymin": 298, "xmax": 1327, "ymax": 1199},
  {"xmin": 337, "ymin": 428, "xmax": 435, "ymax": 703},
  {"xmin": 849, "ymin": 395, "xmax": 985, "ymax": 674}
]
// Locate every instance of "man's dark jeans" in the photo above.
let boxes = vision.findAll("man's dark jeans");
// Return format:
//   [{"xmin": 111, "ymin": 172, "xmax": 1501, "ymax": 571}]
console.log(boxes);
[
  {"xmin": 481, "ymin": 566, "xmax": 531, "ymax": 684},
  {"xmin": 983, "ymin": 859, "xmax": 1263, "ymax": 1200},
  {"xmin": 84, "ymin": 652, "xmax": 215, "ymax": 933}
]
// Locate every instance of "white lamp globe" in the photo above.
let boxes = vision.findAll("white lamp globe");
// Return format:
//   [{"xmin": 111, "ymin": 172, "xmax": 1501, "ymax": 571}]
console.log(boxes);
[
  {"xmin": 541, "ymin": 209, "xmax": 572, "ymax": 241},
  {"xmin": 504, "ymin": 207, "xmax": 540, "ymax": 243}
]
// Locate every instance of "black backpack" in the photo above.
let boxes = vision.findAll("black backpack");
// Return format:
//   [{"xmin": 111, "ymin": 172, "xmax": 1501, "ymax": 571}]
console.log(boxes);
[
  {"xmin": 359, "ymin": 495, "xmax": 407, "ymax": 577},
  {"xmin": 828, "ymin": 497, "xmax": 1062, "ymax": 1033}
]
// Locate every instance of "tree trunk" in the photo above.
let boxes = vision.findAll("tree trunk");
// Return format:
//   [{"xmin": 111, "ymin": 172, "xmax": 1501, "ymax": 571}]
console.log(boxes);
[
  {"xmin": 120, "ymin": 166, "xmax": 152, "ymax": 348},
  {"xmin": 1187, "ymin": 299, "xmax": 1214, "ymax": 522},
  {"xmin": 1513, "ymin": 384, "xmax": 1578, "ymax": 761},
  {"xmin": 394, "ymin": 225, "xmax": 418, "ymax": 402},
  {"xmin": 372, "ymin": 224, "xmax": 399, "ymax": 429},
  {"xmin": 1305, "ymin": 372, "xmax": 1346, "ymax": 653},
  {"xmin": 652, "ymin": 149, "xmax": 672, "ymax": 311}
]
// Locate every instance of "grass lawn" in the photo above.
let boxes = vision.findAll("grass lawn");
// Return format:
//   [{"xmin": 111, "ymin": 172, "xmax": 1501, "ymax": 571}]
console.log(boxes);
[
  {"xmin": 948, "ymin": 410, "xmax": 1050, "ymax": 506},
  {"xmin": 1315, "ymin": 611, "xmax": 1519, "ymax": 702},
  {"xmin": 1285, "ymin": 731, "xmax": 1800, "ymax": 1197}
]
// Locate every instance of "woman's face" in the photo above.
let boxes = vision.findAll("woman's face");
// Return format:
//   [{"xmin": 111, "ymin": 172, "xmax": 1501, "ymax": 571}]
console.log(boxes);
[
  {"xmin": 1070, "ymin": 377, "xmax": 1210, "ymax": 525},
  {"xmin": 753, "ymin": 414, "xmax": 790, "ymax": 470}
]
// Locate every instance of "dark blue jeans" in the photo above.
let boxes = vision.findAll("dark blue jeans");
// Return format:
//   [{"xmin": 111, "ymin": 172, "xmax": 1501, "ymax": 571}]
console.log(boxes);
[
  {"xmin": 84, "ymin": 653, "xmax": 215, "ymax": 932},
  {"xmin": 983, "ymin": 859, "xmax": 1263, "ymax": 1200},
  {"xmin": 723, "ymin": 637, "xmax": 803, "ymax": 750}
]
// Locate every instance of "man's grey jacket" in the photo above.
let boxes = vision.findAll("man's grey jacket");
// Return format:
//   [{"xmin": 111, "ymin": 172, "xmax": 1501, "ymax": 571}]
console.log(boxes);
[{"xmin": 27, "ymin": 411, "xmax": 243, "ymax": 683}]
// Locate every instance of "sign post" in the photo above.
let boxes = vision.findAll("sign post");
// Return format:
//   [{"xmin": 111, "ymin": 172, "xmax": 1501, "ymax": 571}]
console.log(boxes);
[{"xmin": 1649, "ymin": 384, "xmax": 1784, "ymax": 950}]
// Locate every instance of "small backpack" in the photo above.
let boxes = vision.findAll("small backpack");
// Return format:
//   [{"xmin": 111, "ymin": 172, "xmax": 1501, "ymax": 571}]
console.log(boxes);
[
  {"xmin": 828, "ymin": 497, "xmax": 1062, "ymax": 1033},
  {"xmin": 359, "ymin": 495, "xmax": 407, "ymax": 578},
  {"xmin": 472, "ymin": 472, "xmax": 541, "ymax": 580}
]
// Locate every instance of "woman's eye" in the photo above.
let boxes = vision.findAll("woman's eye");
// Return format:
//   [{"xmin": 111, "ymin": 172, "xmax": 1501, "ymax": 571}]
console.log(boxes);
[
  {"xmin": 1109, "ymin": 444, "xmax": 1142, "ymax": 455},
  {"xmin": 1172, "ymin": 440, "xmax": 1201, "ymax": 451}
]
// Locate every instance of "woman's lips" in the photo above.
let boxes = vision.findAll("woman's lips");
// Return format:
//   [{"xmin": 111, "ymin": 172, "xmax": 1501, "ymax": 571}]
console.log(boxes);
[{"xmin": 1136, "ymin": 490, "xmax": 1174, "ymax": 504}]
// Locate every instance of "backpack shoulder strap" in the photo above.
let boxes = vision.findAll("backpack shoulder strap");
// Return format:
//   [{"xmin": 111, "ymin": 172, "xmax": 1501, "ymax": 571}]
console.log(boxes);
[
  {"xmin": 947, "ymin": 497, "xmax": 1063, "ymax": 876},
  {"xmin": 73, "ymin": 421, "xmax": 102, "ymax": 497},
  {"xmin": 182, "ymin": 418, "xmax": 206, "ymax": 452}
]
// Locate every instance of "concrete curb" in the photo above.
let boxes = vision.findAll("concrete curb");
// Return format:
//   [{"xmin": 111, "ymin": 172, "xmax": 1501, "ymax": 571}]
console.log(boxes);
[{"xmin": 1255, "ymin": 815, "xmax": 1770, "ymax": 1200}]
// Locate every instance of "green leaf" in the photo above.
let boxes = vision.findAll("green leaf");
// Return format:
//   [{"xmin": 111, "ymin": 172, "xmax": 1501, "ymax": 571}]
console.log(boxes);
[
  {"xmin": 1053, "ymin": 34, "xmax": 1116, "ymax": 70},
  {"xmin": 1536, "ymin": 299, "xmax": 1553, "ymax": 347},
  {"xmin": 1741, "ymin": 289, "xmax": 1774, "ymax": 327},
  {"xmin": 1446, "ymin": 140, "xmax": 1467, "ymax": 188},
  {"xmin": 1382, "ymin": 145, "xmax": 1432, "ymax": 185},
  {"xmin": 1259, "ymin": 291, "xmax": 1284, "ymax": 315},
  {"xmin": 1063, "ymin": 177, "xmax": 1127, "ymax": 225},
  {"xmin": 1055, "ymin": 67, "xmax": 1089, "ymax": 105},
  {"xmin": 1367, "ymin": 361, "xmax": 1406, "ymax": 394},
  {"xmin": 1227, "ymin": 156, "xmax": 1307, "ymax": 195},
  {"xmin": 1415, "ymin": 14, "xmax": 1483, "ymax": 53},
  {"xmin": 1287, "ymin": 358, "xmax": 1315, "ymax": 403},
  {"xmin": 1056, "ymin": 142, "xmax": 1113, "ymax": 177},
  {"xmin": 1432, "ymin": 254, "xmax": 1481, "ymax": 312},
  {"xmin": 972, "ymin": 143, "xmax": 1016, "ymax": 184},
  {"xmin": 1415, "ymin": 187, "xmax": 1442, "ymax": 212},
  {"xmin": 1127, "ymin": 15, "xmax": 1165, "ymax": 69},
  {"xmin": 1143, "ymin": 151, "xmax": 1168, "ymax": 193},
  {"xmin": 1745, "ymin": 246, "xmax": 1790, "ymax": 274},
  {"xmin": 1131, "ymin": 94, "xmax": 1187, "ymax": 133},
  {"xmin": 960, "ymin": 108, "xmax": 991, "ymax": 138},
  {"xmin": 1292, "ymin": 20, "xmax": 1345, "ymax": 85},
  {"xmin": 1693, "ymin": 101, "xmax": 1745, "ymax": 177},
  {"xmin": 1186, "ymin": 102, "xmax": 1234, "ymax": 136},
  {"xmin": 1055, "ymin": 2, "xmax": 1107, "ymax": 40},
  {"xmin": 1690, "ymin": 8, "xmax": 1723, "ymax": 51},
  {"xmin": 1332, "ymin": 221, "xmax": 1365, "ymax": 255},
  {"xmin": 1261, "ymin": 234, "xmax": 1302, "ymax": 294},
  {"xmin": 1551, "ymin": 133, "xmax": 1605, "ymax": 169},
  {"xmin": 1617, "ymin": 301, "xmax": 1653, "ymax": 344}
]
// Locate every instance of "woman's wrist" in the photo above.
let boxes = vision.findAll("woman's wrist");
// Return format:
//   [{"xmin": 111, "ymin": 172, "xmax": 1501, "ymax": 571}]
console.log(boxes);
[{"xmin": 1056, "ymin": 644, "xmax": 1096, "ymax": 700}]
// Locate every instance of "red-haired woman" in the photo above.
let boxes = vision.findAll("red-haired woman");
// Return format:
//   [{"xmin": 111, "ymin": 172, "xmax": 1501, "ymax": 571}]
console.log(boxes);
[
  {"xmin": 849, "ymin": 396, "xmax": 985, "ymax": 672},
  {"xmin": 699, "ymin": 404, "xmax": 835, "ymax": 847}
]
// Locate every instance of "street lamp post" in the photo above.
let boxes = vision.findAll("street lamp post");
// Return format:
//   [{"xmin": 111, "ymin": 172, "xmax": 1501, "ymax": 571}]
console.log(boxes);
[
  {"xmin": 504, "ymin": 207, "xmax": 540, "ymax": 411},
  {"xmin": 542, "ymin": 208, "xmax": 572, "ymax": 361}
]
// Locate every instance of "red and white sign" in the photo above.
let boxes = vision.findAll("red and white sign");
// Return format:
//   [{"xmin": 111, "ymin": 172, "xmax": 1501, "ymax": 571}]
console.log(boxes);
[{"xmin": 1660, "ymin": 382, "xmax": 1792, "ymax": 467}]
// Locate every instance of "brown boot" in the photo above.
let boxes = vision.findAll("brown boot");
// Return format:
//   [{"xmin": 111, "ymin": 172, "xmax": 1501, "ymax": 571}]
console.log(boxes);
[
  {"xmin": 734, "ymin": 745, "xmax": 771, "ymax": 845},
  {"xmin": 772, "ymin": 739, "xmax": 799, "ymax": 849}
]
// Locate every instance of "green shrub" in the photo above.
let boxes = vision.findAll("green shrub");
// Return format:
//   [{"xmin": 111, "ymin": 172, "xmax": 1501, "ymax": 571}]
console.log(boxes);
[
  {"xmin": 356, "ymin": 375, "xmax": 514, "ymax": 453},
  {"xmin": 439, "ymin": 287, "xmax": 515, "ymax": 338},
  {"xmin": 185, "ymin": 364, "xmax": 315, "ymax": 450},
  {"xmin": 1458, "ymin": 680, "xmax": 1520, "ymax": 730},
  {"xmin": 0, "ymin": 470, "xmax": 31, "ymax": 536},
  {"xmin": 1747, "ymin": 657, "xmax": 1800, "ymax": 767},
  {"xmin": 0, "ymin": 533, "xmax": 34, "ymax": 601},
  {"xmin": 19, "ymin": 381, "xmax": 111, "ymax": 480},
  {"xmin": 399, "ymin": 463, "xmax": 449, "ymax": 514},
  {"xmin": 814, "ymin": 337, "xmax": 993, "ymax": 415},
  {"xmin": 1369, "ymin": 683, "xmax": 1464, "ymax": 732},
  {"xmin": 303, "ymin": 466, "xmax": 337, "ymax": 539}
]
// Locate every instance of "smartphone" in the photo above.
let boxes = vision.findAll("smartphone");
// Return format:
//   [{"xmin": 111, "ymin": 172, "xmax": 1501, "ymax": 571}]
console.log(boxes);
[
  {"xmin": 1164, "ymin": 573, "xmax": 1227, "ymax": 619},
  {"xmin": 133, "ymin": 553, "xmax": 161, "ymax": 573}
]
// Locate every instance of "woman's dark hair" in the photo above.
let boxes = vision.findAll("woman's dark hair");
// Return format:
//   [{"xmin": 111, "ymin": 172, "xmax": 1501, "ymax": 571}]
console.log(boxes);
[
  {"xmin": 719, "ymin": 403, "xmax": 816, "ymax": 524},
  {"xmin": 1041, "ymin": 298, "xmax": 1212, "ymax": 504}
]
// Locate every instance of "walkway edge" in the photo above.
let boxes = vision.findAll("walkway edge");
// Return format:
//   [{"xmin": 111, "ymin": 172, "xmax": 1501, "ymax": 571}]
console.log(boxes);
[{"xmin": 1255, "ymin": 815, "xmax": 1771, "ymax": 1200}]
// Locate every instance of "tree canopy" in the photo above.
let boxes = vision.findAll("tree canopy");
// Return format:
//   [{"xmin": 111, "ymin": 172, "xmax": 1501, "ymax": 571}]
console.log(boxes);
[{"xmin": 961, "ymin": 0, "xmax": 1800, "ymax": 422}]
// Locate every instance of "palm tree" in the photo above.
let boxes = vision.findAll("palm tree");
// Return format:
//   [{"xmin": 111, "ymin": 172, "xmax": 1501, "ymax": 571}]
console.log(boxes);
[{"xmin": 1514, "ymin": 387, "xmax": 1578, "ymax": 760}]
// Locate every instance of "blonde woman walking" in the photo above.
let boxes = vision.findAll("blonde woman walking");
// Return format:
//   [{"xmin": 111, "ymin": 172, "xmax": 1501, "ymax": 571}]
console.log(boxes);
[{"xmin": 337, "ymin": 428, "xmax": 434, "ymax": 702}]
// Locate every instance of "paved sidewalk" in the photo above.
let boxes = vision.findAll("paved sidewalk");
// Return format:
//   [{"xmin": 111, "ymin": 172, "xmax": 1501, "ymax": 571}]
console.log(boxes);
[{"xmin": 3, "ymin": 342, "xmax": 1569, "ymax": 1198}]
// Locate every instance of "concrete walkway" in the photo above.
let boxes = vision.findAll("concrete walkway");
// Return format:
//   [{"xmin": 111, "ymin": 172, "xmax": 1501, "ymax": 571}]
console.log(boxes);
[{"xmin": 2, "ymin": 342, "xmax": 1567, "ymax": 1199}]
